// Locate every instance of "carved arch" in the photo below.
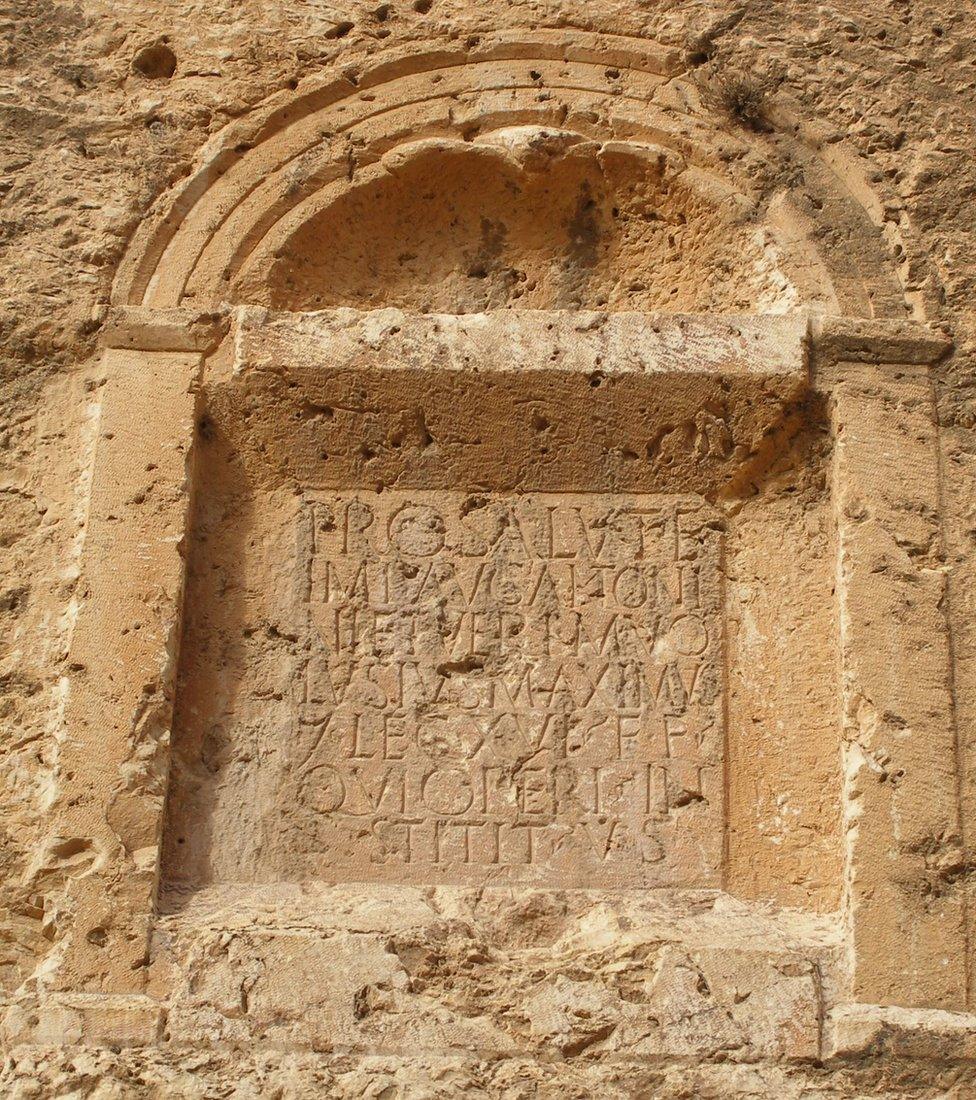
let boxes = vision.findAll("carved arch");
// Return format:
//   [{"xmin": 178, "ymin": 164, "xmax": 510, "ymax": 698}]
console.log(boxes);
[{"xmin": 112, "ymin": 31, "xmax": 915, "ymax": 318}]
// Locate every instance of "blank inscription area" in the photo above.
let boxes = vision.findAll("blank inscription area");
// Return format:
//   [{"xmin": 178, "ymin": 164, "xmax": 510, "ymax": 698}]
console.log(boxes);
[{"xmin": 278, "ymin": 490, "xmax": 726, "ymax": 888}]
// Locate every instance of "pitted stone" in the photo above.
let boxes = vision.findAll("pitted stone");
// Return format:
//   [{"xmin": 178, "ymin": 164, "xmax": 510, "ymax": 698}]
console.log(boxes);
[{"xmin": 275, "ymin": 490, "xmax": 724, "ymax": 888}]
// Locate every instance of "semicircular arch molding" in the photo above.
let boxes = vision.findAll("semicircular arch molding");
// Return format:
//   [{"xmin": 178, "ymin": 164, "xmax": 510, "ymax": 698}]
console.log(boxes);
[{"xmin": 111, "ymin": 31, "xmax": 916, "ymax": 319}]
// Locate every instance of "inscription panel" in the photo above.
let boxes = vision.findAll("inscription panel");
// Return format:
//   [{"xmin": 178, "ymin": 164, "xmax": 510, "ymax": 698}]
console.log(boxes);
[{"xmin": 279, "ymin": 491, "xmax": 725, "ymax": 887}]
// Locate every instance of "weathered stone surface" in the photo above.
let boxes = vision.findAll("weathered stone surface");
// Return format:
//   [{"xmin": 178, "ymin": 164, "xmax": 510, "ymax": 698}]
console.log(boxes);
[
  {"xmin": 2, "ymin": 995, "xmax": 162, "ymax": 1049},
  {"xmin": 224, "ymin": 307, "xmax": 809, "ymax": 496},
  {"xmin": 149, "ymin": 885, "xmax": 834, "ymax": 1061},
  {"xmin": 4, "ymin": 5, "xmax": 976, "ymax": 1096},
  {"xmin": 279, "ymin": 489, "xmax": 723, "ymax": 889}
]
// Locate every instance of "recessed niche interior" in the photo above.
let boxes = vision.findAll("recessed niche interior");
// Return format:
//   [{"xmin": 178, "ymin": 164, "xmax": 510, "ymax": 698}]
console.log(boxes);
[
  {"xmin": 235, "ymin": 131, "xmax": 806, "ymax": 316},
  {"xmin": 158, "ymin": 309, "xmax": 841, "ymax": 915}
]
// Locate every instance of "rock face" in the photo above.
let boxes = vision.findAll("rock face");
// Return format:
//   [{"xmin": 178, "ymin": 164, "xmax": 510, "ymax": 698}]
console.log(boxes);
[{"xmin": 3, "ymin": 5, "xmax": 976, "ymax": 1098}]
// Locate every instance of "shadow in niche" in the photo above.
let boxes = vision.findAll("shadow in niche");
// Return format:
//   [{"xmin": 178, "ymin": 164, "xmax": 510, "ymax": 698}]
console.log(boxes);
[
  {"xmin": 155, "ymin": 334, "xmax": 832, "ymax": 914},
  {"xmin": 718, "ymin": 391, "xmax": 831, "ymax": 505},
  {"xmin": 235, "ymin": 135, "xmax": 800, "ymax": 317},
  {"xmin": 157, "ymin": 388, "xmax": 267, "ymax": 913}
]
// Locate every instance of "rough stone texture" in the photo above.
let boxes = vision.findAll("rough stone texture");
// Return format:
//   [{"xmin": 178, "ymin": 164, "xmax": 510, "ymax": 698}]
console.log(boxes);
[
  {"xmin": 185, "ymin": 487, "xmax": 726, "ymax": 890},
  {"xmin": 4, "ymin": 1, "xmax": 976, "ymax": 1096}
]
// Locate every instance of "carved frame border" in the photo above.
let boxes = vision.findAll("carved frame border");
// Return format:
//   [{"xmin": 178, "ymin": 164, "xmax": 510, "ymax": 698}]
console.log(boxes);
[{"xmin": 21, "ymin": 307, "xmax": 962, "ymax": 1056}]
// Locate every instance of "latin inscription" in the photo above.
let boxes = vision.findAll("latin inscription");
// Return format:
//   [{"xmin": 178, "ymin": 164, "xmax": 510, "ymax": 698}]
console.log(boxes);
[{"xmin": 280, "ymin": 492, "xmax": 725, "ymax": 887}]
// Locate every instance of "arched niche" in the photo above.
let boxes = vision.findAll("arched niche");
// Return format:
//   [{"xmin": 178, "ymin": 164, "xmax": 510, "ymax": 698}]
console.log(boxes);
[
  {"xmin": 112, "ymin": 30, "xmax": 913, "ymax": 319},
  {"xmin": 39, "ymin": 31, "xmax": 969, "ymax": 1059}
]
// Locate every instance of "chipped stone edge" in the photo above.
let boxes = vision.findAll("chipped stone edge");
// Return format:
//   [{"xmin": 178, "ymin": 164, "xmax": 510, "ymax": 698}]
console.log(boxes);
[
  {"xmin": 811, "ymin": 316, "xmax": 953, "ymax": 366},
  {"xmin": 103, "ymin": 307, "xmax": 951, "ymax": 372},
  {"xmin": 99, "ymin": 306, "xmax": 230, "ymax": 353},
  {"xmin": 1, "ymin": 994, "xmax": 163, "ymax": 1049},
  {"xmin": 5, "ymin": 997, "xmax": 976, "ymax": 1062},
  {"xmin": 824, "ymin": 1003, "xmax": 976, "ymax": 1062}
]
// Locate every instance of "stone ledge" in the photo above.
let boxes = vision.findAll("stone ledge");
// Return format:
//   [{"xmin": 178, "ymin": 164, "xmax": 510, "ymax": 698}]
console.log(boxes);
[
  {"xmin": 233, "ymin": 306, "xmax": 810, "ymax": 379},
  {"xmin": 1, "ymin": 995, "xmax": 162, "ymax": 1050},
  {"xmin": 811, "ymin": 316, "xmax": 952, "ymax": 366},
  {"xmin": 218, "ymin": 307, "xmax": 810, "ymax": 496},
  {"xmin": 825, "ymin": 1004, "xmax": 976, "ymax": 1063},
  {"xmin": 99, "ymin": 306, "xmax": 230, "ymax": 352},
  {"xmin": 8, "ymin": 992, "xmax": 976, "ymax": 1066},
  {"xmin": 145, "ymin": 886, "xmax": 840, "ymax": 1063}
]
